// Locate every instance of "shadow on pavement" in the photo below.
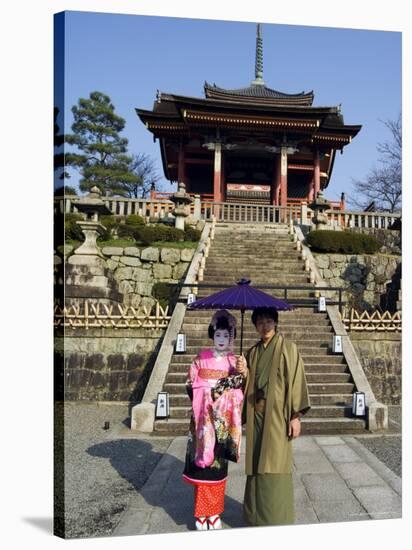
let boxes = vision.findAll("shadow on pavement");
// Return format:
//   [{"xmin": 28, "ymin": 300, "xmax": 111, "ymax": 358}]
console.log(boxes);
[{"xmin": 88, "ymin": 439, "xmax": 246, "ymax": 532}]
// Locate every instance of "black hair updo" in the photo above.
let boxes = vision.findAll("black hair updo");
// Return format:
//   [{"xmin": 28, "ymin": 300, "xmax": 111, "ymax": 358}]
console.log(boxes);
[{"xmin": 208, "ymin": 315, "xmax": 236, "ymax": 340}]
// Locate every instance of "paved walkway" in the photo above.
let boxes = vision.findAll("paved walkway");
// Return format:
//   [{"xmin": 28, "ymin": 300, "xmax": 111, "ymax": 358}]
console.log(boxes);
[{"xmin": 113, "ymin": 434, "xmax": 401, "ymax": 536}]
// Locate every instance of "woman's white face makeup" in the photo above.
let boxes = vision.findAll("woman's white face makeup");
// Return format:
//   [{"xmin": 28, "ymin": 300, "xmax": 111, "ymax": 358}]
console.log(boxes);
[{"xmin": 214, "ymin": 329, "xmax": 230, "ymax": 351}]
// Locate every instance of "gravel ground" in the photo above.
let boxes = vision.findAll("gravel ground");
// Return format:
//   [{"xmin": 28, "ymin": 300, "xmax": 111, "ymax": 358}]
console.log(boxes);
[
  {"xmin": 355, "ymin": 406, "xmax": 402, "ymax": 478},
  {"xmin": 59, "ymin": 403, "xmax": 172, "ymax": 539}
]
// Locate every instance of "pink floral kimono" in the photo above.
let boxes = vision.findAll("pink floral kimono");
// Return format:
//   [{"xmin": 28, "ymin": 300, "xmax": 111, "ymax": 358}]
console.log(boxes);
[
  {"xmin": 189, "ymin": 349, "xmax": 243, "ymax": 467},
  {"xmin": 183, "ymin": 348, "xmax": 244, "ymax": 518}
]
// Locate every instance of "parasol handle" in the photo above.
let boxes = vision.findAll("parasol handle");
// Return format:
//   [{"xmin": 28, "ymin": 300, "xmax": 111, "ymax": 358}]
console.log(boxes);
[{"xmin": 240, "ymin": 308, "xmax": 245, "ymax": 355}]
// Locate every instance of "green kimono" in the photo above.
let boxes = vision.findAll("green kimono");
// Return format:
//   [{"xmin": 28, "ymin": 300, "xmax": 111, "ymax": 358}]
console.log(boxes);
[{"xmin": 243, "ymin": 332, "xmax": 310, "ymax": 526}]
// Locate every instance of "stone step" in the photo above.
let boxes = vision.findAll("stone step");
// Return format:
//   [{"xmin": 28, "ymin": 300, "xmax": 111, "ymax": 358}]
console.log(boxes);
[
  {"xmin": 203, "ymin": 274, "xmax": 310, "ymax": 282},
  {"xmin": 185, "ymin": 307, "xmax": 329, "ymax": 320},
  {"xmin": 209, "ymin": 249, "xmax": 299, "ymax": 255},
  {"xmin": 153, "ymin": 417, "xmax": 367, "ymax": 436},
  {"xmin": 301, "ymin": 355, "xmax": 346, "ymax": 364},
  {"xmin": 183, "ymin": 338, "xmax": 335, "ymax": 349},
  {"xmin": 308, "ymin": 382, "xmax": 355, "ymax": 394},
  {"xmin": 306, "ymin": 405, "xmax": 354, "ymax": 418},
  {"xmin": 205, "ymin": 259, "xmax": 303, "ymax": 265},
  {"xmin": 300, "ymin": 418, "xmax": 367, "ymax": 435},
  {"xmin": 163, "ymin": 381, "xmax": 355, "ymax": 395},
  {"xmin": 206, "ymin": 255, "xmax": 301, "ymax": 262},
  {"xmin": 183, "ymin": 311, "xmax": 329, "ymax": 320},
  {"xmin": 181, "ymin": 322, "xmax": 332, "ymax": 332},
  {"xmin": 167, "ymin": 392, "xmax": 355, "ymax": 408},
  {"xmin": 181, "ymin": 318, "xmax": 332, "ymax": 327},
  {"xmin": 169, "ymin": 351, "xmax": 346, "ymax": 363},
  {"xmin": 165, "ymin": 372, "xmax": 352, "ymax": 385},
  {"xmin": 206, "ymin": 264, "xmax": 303, "ymax": 270},
  {"xmin": 167, "ymin": 404, "xmax": 354, "ymax": 420},
  {"xmin": 204, "ymin": 267, "xmax": 306, "ymax": 274},
  {"xmin": 167, "ymin": 362, "xmax": 349, "ymax": 375},
  {"xmin": 195, "ymin": 292, "xmax": 317, "ymax": 300},
  {"xmin": 181, "ymin": 324, "xmax": 332, "ymax": 334},
  {"xmin": 309, "ymin": 393, "xmax": 354, "ymax": 406},
  {"xmin": 179, "ymin": 344, "xmax": 338, "ymax": 355}
]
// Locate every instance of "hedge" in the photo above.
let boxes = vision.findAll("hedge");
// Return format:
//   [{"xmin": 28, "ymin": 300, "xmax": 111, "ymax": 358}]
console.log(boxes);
[
  {"xmin": 134, "ymin": 225, "xmax": 185, "ymax": 245},
  {"xmin": 184, "ymin": 226, "xmax": 202, "ymax": 242},
  {"xmin": 306, "ymin": 230, "xmax": 381, "ymax": 254}
]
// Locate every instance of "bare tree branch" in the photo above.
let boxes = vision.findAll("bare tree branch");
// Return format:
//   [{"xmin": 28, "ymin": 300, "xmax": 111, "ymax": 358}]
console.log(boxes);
[{"xmin": 351, "ymin": 113, "xmax": 402, "ymax": 213}]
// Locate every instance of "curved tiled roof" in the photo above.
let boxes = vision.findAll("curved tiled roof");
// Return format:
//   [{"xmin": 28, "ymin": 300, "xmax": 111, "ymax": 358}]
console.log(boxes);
[{"xmin": 204, "ymin": 81, "xmax": 314, "ymax": 106}]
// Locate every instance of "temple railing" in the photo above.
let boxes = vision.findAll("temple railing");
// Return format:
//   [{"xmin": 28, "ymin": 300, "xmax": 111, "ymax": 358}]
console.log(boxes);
[
  {"xmin": 55, "ymin": 195, "xmax": 400, "ymax": 228},
  {"xmin": 55, "ymin": 195, "xmax": 177, "ymax": 218},
  {"xmin": 199, "ymin": 200, "xmax": 300, "ymax": 223}
]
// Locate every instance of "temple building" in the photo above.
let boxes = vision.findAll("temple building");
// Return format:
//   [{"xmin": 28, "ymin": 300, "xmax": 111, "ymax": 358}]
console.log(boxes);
[{"xmin": 136, "ymin": 24, "xmax": 361, "ymax": 207}]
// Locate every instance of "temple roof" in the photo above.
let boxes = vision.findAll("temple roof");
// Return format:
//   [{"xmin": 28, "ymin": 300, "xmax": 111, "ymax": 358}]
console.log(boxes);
[{"xmin": 204, "ymin": 81, "xmax": 314, "ymax": 106}]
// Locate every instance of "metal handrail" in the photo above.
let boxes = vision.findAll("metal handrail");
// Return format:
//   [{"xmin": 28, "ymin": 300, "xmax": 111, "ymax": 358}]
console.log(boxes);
[{"xmin": 170, "ymin": 282, "xmax": 345, "ymax": 314}]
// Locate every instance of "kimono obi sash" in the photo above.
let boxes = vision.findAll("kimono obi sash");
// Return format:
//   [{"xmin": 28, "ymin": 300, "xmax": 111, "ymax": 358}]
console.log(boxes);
[
  {"xmin": 191, "ymin": 349, "xmax": 236, "ymax": 389},
  {"xmin": 198, "ymin": 368, "xmax": 228, "ymax": 380}
]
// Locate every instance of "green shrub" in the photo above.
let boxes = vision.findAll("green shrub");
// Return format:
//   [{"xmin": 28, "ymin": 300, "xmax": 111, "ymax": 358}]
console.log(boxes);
[
  {"xmin": 125, "ymin": 214, "xmax": 145, "ymax": 226},
  {"xmin": 99, "ymin": 215, "xmax": 118, "ymax": 241},
  {"xmin": 164, "ymin": 227, "xmax": 185, "ymax": 242},
  {"xmin": 117, "ymin": 214, "xmax": 146, "ymax": 240},
  {"xmin": 134, "ymin": 225, "xmax": 158, "ymax": 245},
  {"xmin": 152, "ymin": 282, "xmax": 179, "ymax": 310},
  {"xmin": 117, "ymin": 223, "xmax": 137, "ymax": 239},
  {"xmin": 133, "ymin": 224, "xmax": 185, "ymax": 245},
  {"xmin": 184, "ymin": 226, "xmax": 202, "ymax": 242},
  {"xmin": 64, "ymin": 213, "xmax": 84, "ymax": 241},
  {"xmin": 306, "ymin": 230, "xmax": 381, "ymax": 254}
]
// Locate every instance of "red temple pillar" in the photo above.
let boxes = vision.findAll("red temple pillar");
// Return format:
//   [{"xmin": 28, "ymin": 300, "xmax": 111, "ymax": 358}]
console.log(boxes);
[
  {"xmin": 308, "ymin": 171, "xmax": 315, "ymax": 202},
  {"xmin": 279, "ymin": 146, "xmax": 288, "ymax": 207},
  {"xmin": 213, "ymin": 142, "xmax": 222, "ymax": 203},
  {"xmin": 271, "ymin": 156, "xmax": 279, "ymax": 205},
  {"xmin": 178, "ymin": 143, "xmax": 186, "ymax": 189},
  {"xmin": 314, "ymin": 149, "xmax": 320, "ymax": 197}
]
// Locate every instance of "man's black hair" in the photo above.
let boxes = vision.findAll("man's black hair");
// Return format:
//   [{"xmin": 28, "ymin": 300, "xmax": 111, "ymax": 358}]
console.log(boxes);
[
  {"xmin": 208, "ymin": 316, "xmax": 236, "ymax": 339},
  {"xmin": 251, "ymin": 307, "xmax": 279, "ymax": 327}
]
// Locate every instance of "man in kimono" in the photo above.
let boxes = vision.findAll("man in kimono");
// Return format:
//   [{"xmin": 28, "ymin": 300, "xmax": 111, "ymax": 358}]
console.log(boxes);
[{"xmin": 235, "ymin": 306, "xmax": 310, "ymax": 526}]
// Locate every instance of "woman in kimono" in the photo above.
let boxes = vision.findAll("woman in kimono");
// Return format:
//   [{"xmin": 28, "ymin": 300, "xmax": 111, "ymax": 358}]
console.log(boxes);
[
  {"xmin": 183, "ymin": 310, "xmax": 244, "ymax": 531},
  {"xmin": 236, "ymin": 306, "xmax": 310, "ymax": 526}
]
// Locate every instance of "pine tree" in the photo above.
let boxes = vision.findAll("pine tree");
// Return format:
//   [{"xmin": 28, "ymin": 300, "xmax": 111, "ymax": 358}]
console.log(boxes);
[{"xmin": 65, "ymin": 91, "xmax": 140, "ymax": 195}]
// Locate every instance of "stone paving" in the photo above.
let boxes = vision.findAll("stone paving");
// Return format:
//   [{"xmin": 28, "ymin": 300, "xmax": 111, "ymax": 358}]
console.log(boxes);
[{"xmin": 113, "ymin": 434, "xmax": 402, "ymax": 536}]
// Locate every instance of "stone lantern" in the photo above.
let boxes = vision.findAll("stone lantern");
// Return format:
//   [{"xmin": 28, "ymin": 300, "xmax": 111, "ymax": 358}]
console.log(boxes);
[
  {"xmin": 309, "ymin": 190, "xmax": 331, "ymax": 231},
  {"xmin": 170, "ymin": 182, "xmax": 193, "ymax": 231},
  {"xmin": 73, "ymin": 186, "xmax": 112, "ymax": 257},
  {"xmin": 66, "ymin": 186, "xmax": 122, "ymax": 306}
]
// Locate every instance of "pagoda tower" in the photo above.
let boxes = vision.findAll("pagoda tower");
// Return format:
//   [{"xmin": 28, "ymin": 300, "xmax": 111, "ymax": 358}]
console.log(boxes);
[{"xmin": 136, "ymin": 24, "xmax": 361, "ymax": 207}]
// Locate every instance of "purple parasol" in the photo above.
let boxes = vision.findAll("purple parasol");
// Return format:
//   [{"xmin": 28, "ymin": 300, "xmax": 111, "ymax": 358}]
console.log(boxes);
[{"xmin": 188, "ymin": 278, "xmax": 293, "ymax": 353}]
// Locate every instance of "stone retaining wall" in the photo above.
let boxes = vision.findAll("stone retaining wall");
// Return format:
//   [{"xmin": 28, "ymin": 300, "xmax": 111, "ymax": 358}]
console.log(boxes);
[
  {"xmin": 350, "ymin": 333, "xmax": 401, "ymax": 405},
  {"xmin": 313, "ymin": 253, "xmax": 401, "ymax": 310},
  {"xmin": 56, "ymin": 244, "xmax": 195, "ymax": 310},
  {"xmin": 56, "ymin": 330, "xmax": 163, "ymax": 401},
  {"xmin": 101, "ymin": 245, "xmax": 194, "ymax": 310}
]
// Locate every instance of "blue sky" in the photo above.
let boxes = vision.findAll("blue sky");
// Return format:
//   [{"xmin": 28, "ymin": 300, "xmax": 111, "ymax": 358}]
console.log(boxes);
[{"xmin": 58, "ymin": 11, "xmax": 401, "ymax": 202}]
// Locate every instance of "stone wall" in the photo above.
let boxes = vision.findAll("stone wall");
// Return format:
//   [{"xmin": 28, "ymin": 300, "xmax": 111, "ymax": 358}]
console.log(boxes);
[
  {"xmin": 313, "ymin": 253, "xmax": 401, "ymax": 311},
  {"xmin": 56, "ymin": 244, "xmax": 195, "ymax": 310},
  {"xmin": 350, "ymin": 333, "xmax": 401, "ymax": 405},
  {"xmin": 56, "ymin": 329, "xmax": 164, "ymax": 401},
  {"xmin": 101, "ymin": 245, "xmax": 194, "ymax": 310}
]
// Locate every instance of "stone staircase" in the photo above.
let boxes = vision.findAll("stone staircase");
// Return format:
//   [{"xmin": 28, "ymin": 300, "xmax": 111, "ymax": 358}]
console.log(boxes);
[{"xmin": 154, "ymin": 223, "xmax": 367, "ymax": 436}]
